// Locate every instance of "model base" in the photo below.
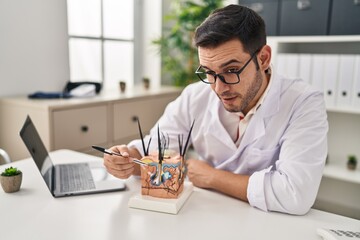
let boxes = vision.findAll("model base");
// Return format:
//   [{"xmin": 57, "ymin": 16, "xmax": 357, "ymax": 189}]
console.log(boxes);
[{"xmin": 128, "ymin": 182, "xmax": 193, "ymax": 214}]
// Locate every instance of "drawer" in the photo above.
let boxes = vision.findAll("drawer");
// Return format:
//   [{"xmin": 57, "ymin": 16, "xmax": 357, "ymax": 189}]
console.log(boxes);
[
  {"xmin": 279, "ymin": 0, "xmax": 330, "ymax": 36},
  {"xmin": 240, "ymin": 0, "xmax": 279, "ymax": 36},
  {"xmin": 329, "ymin": 0, "xmax": 360, "ymax": 35},
  {"xmin": 53, "ymin": 105, "xmax": 108, "ymax": 150},
  {"xmin": 113, "ymin": 96, "xmax": 176, "ymax": 142}
]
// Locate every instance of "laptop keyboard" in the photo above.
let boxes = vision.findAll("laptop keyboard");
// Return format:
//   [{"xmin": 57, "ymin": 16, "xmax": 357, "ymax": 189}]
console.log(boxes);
[{"xmin": 59, "ymin": 163, "xmax": 96, "ymax": 193}]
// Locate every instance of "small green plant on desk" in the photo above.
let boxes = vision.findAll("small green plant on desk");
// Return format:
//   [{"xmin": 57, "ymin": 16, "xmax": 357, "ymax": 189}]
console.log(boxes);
[
  {"xmin": 347, "ymin": 155, "xmax": 357, "ymax": 170},
  {"xmin": 1, "ymin": 166, "xmax": 21, "ymax": 176},
  {"xmin": 1, "ymin": 166, "xmax": 22, "ymax": 193}
]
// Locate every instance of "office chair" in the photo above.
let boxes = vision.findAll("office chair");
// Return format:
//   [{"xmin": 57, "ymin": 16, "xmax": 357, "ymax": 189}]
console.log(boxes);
[{"xmin": 0, "ymin": 148, "xmax": 11, "ymax": 164}]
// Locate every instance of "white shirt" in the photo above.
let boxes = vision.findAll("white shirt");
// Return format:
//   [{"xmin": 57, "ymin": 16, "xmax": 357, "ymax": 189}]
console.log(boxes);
[{"xmin": 128, "ymin": 68, "xmax": 328, "ymax": 215}]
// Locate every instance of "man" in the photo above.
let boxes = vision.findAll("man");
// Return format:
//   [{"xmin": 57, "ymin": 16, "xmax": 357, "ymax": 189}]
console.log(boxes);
[{"xmin": 103, "ymin": 5, "xmax": 328, "ymax": 215}]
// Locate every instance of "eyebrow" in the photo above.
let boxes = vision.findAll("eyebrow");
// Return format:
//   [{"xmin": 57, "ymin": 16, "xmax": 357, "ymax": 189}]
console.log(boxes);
[
  {"xmin": 201, "ymin": 59, "xmax": 242, "ymax": 70},
  {"xmin": 220, "ymin": 59, "xmax": 242, "ymax": 68}
]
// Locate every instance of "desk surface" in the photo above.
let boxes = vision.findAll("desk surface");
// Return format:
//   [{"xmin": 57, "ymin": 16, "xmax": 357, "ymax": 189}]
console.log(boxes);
[{"xmin": 1, "ymin": 150, "xmax": 359, "ymax": 240}]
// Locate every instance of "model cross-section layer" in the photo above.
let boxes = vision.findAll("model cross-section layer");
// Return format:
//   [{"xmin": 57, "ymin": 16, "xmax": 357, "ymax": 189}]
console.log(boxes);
[{"xmin": 140, "ymin": 151, "xmax": 185, "ymax": 199}]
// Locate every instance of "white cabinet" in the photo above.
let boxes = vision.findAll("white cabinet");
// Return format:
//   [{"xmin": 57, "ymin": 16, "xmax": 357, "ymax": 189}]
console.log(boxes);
[
  {"xmin": 53, "ymin": 105, "xmax": 108, "ymax": 150},
  {"xmin": 0, "ymin": 86, "xmax": 181, "ymax": 161},
  {"xmin": 268, "ymin": 36, "xmax": 360, "ymax": 219},
  {"xmin": 113, "ymin": 95, "xmax": 174, "ymax": 144}
]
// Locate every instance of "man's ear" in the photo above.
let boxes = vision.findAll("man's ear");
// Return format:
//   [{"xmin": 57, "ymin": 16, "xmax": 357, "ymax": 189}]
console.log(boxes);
[{"xmin": 258, "ymin": 45, "xmax": 271, "ymax": 71}]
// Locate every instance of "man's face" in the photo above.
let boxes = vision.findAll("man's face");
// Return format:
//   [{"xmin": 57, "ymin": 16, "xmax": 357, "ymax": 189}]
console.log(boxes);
[{"xmin": 198, "ymin": 39, "xmax": 264, "ymax": 113}]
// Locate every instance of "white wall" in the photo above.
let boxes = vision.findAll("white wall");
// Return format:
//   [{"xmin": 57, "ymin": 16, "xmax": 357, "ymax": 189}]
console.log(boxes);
[
  {"xmin": 0, "ymin": 0, "xmax": 70, "ymax": 97},
  {"xmin": 0, "ymin": 0, "xmax": 162, "ymax": 96},
  {"xmin": 142, "ymin": 0, "xmax": 162, "ymax": 89},
  {"xmin": 0, "ymin": 0, "xmax": 236, "ymax": 97}
]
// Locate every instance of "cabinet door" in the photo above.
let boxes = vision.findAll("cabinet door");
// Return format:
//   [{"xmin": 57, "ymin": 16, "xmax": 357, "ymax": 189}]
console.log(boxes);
[
  {"xmin": 279, "ymin": 0, "xmax": 330, "ymax": 36},
  {"xmin": 113, "ymin": 96, "xmax": 176, "ymax": 143},
  {"xmin": 329, "ymin": 0, "xmax": 360, "ymax": 35},
  {"xmin": 239, "ymin": 0, "xmax": 279, "ymax": 36},
  {"xmin": 53, "ymin": 105, "xmax": 108, "ymax": 151}
]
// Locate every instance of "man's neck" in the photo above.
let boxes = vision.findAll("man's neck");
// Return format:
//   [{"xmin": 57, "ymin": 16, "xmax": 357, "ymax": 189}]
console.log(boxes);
[{"xmin": 243, "ymin": 70, "xmax": 271, "ymax": 115}]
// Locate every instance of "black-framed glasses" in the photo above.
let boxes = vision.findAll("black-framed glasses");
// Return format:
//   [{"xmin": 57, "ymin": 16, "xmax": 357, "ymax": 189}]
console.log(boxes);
[{"xmin": 195, "ymin": 50, "xmax": 258, "ymax": 84}]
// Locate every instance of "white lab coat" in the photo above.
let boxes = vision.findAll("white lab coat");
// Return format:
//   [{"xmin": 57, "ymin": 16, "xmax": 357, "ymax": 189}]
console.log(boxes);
[{"xmin": 129, "ymin": 70, "xmax": 328, "ymax": 215}]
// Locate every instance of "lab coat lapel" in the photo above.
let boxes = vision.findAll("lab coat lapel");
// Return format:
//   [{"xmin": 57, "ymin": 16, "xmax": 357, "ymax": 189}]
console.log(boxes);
[
  {"xmin": 238, "ymin": 72, "xmax": 281, "ymax": 152},
  {"xmin": 206, "ymin": 101, "xmax": 238, "ymax": 152},
  {"xmin": 238, "ymin": 112, "xmax": 266, "ymax": 151}
]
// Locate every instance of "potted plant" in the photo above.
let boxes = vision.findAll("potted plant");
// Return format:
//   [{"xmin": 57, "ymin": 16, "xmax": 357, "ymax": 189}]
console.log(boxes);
[
  {"xmin": 1, "ymin": 166, "xmax": 22, "ymax": 193},
  {"xmin": 153, "ymin": 0, "xmax": 223, "ymax": 87},
  {"xmin": 143, "ymin": 77, "xmax": 150, "ymax": 90},
  {"xmin": 119, "ymin": 81, "xmax": 126, "ymax": 93},
  {"xmin": 347, "ymin": 155, "xmax": 357, "ymax": 170}
]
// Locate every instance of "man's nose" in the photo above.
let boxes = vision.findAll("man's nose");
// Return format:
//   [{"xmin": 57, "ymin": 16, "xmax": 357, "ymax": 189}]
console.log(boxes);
[{"xmin": 213, "ymin": 77, "xmax": 229, "ymax": 94}]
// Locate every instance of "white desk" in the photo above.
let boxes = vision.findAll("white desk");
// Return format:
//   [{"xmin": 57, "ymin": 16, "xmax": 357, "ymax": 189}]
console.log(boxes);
[{"xmin": 1, "ymin": 150, "xmax": 359, "ymax": 240}]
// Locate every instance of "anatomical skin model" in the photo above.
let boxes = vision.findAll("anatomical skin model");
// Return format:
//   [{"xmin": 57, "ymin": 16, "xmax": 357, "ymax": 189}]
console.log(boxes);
[
  {"xmin": 140, "ymin": 150, "xmax": 184, "ymax": 198},
  {"xmin": 136, "ymin": 119, "xmax": 194, "ymax": 199}
]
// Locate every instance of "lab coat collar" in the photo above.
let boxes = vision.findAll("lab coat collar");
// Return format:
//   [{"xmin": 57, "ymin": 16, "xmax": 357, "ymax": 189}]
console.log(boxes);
[
  {"xmin": 260, "ymin": 66, "xmax": 281, "ymax": 118},
  {"xmin": 238, "ymin": 67, "xmax": 281, "ymax": 151}
]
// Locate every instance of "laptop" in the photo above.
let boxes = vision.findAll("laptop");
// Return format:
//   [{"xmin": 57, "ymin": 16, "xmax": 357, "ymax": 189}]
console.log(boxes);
[{"xmin": 20, "ymin": 115, "xmax": 126, "ymax": 197}]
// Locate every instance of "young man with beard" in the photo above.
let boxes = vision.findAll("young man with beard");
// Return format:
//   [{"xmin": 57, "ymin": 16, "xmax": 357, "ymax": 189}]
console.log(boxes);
[{"xmin": 103, "ymin": 5, "xmax": 328, "ymax": 215}]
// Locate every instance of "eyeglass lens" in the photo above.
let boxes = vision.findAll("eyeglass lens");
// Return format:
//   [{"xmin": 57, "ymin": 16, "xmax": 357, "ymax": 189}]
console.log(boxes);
[{"xmin": 197, "ymin": 70, "xmax": 240, "ymax": 84}]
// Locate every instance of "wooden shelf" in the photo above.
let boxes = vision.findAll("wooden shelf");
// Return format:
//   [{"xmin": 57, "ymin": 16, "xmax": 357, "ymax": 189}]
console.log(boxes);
[
  {"xmin": 268, "ymin": 35, "xmax": 360, "ymax": 43},
  {"xmin": 323, "ymin": 163, "xmax": 360, "ymax": 184},
  {"xmin": 326, "ymin": 107, "xmax": 360, "ymax": 115}
]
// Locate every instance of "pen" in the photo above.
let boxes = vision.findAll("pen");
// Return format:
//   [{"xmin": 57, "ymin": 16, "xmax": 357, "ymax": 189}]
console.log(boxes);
[
  {"xmin": 132, "ymin": 159, "xmax": 149, "ymax": 166},
  {"xmin": 91, "ymin": 145, "xmax": 149, "ymax": 166},
  {"xmin": 92, "ymin": 145, "xmax": 123, "ymax": 156}
]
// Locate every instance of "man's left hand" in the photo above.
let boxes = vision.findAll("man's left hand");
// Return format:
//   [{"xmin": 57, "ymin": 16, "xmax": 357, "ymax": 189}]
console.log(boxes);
[{"xmin": 186, "ymin": 159, "xmax": 215, "ymax": 189}]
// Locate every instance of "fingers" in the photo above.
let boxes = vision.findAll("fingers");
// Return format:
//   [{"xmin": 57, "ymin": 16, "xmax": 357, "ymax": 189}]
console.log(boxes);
[
  {"xmin": 186, "ymin": 159, "xmax": 198, "ymax": 175},
  {"xmin": 105, "ymin": 163, "xmax": 134, "ymax": 179},
  {"xmin": 103, "ymin": 145, "xmax": 135, "ymax": 179},
  {"xmin": 186, "ymin": 159, "xmax": 214, "ymax": 188},
  {"xmin": 186, "ymin": 159, "xmax": 197, "ymax": 181},
  {"xmin": 109, "ymin": 145, "xmax": 129, "ymax": 156}
]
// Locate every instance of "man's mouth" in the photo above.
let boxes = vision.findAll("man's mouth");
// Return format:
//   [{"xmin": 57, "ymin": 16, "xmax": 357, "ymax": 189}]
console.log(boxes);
[{"xmin": 221, "ymin": 96, "xmax": 238, "ymax": 105}]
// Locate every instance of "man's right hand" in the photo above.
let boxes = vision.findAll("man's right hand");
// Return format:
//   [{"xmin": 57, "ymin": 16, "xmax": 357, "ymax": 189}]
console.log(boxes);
[{"xmin": 103, "ymin": 145, "xmax": 141, "ymax": 179}]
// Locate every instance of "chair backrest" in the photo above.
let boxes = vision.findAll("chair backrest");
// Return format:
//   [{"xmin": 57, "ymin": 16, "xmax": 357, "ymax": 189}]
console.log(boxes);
[{"xmin": 0, "ymin": 148, "xmax": 11, "ymax": 164}]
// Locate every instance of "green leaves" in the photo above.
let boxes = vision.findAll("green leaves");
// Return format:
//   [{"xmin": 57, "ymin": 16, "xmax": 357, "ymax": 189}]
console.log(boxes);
[
  {"xmin": 153, "ymin": 0, "xmax": 223, "ymax": 87},
  {"xmin": 348, "ymin": 155, "xmax": 357, "ymax": 164},
  {"xmin": 1, "ymin": 166, "xmax": 21, "ymax": 176}
]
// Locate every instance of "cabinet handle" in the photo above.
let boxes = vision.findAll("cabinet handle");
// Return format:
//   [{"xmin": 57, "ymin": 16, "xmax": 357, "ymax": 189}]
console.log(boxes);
[
  {"xmin": 249, "ymin": 3, "xmax": 264, "ymax": 13},
  {"xmin": 327, "ymin": 90, "xmax": 332, "ymax": 95},
  {"xmin": 342, "ymin": 91, "xmax": 347, "ymax": 97},
  {"xmin": 81, "ymin": 125, "xmax": 89, "ymax": 132},
  {"xmin": 131, "ymin": 116, "xmax": 138, "ymax": 122},
  {"xmin": 297, "ymin": 0, "xmax": 311, "ymax": 10},
  {"xmin": 354, "ymin": 0, "xmax": 360, "ymax": 5}
]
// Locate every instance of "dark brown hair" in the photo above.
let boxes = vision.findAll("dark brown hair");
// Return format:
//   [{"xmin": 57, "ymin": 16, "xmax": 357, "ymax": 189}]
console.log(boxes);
[{"xmin": 194, "ymin": 4, "xmax": 266, "ymax": 55}]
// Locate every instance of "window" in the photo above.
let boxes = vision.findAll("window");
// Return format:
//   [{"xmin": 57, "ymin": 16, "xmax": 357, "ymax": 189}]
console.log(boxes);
[{"xmin": 67, "ymin": 0, "xmax": 141, "ymax": 90}]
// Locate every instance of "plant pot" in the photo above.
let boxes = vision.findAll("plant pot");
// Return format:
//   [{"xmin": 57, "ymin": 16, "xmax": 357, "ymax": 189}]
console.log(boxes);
[
  {"xmin": 347, "ymin": 162, "xmax": 357, "ymax": 170},
  {"xmin": 0, "ymin": 173, "xmax": 22, "ymax": 193},
  {"xmin": 143, "ymin": 78, "xmax": 150, "ymax": 90},
  {"xmin": 119, "ymin": 81, "xmax": 126, "ymax": 93}
]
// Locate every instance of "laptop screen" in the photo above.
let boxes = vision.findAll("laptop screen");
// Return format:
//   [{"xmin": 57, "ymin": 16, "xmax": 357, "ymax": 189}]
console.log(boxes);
[{"xmin": 20, "ymin": 115, "xmax": 54, "ymax": 192}]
